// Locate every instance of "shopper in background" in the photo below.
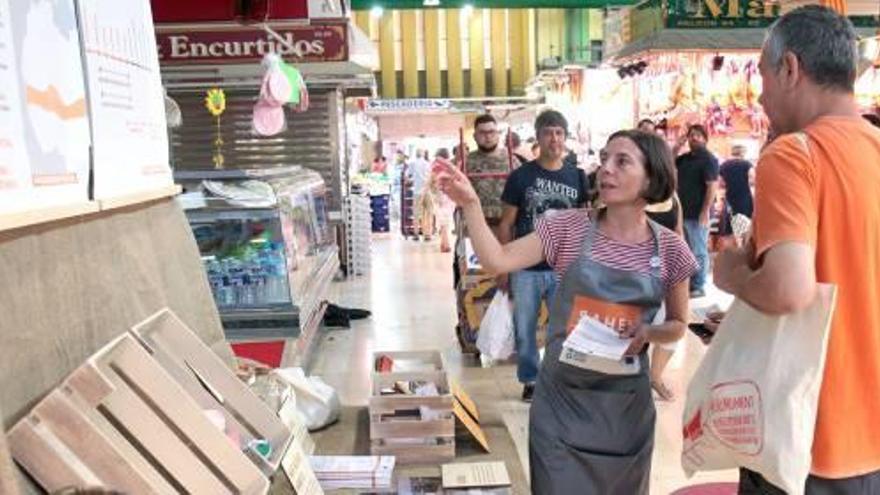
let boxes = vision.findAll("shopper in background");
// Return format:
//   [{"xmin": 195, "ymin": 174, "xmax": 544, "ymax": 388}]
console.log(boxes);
[
  {"xmin": 466, "ymin": 114, "xmax": 521, "ymax": 232},
  {"xmin": 509, "ymin": 131, "xmax": 530, "ymax": 165},
  {"xmin": 430, "ymin": 148, "xmax": 456, "ymax": 253},
  {"xmin": 407, "ymin": 149, "xmax": 433, "ymax": 241},
  {"xmin": 435, "ymin": 129, "xmax": 696, "ymax": 493},
  {"xmin": 371, "ymin": 155, "xmax": 388, "ymax": 176},
  {"xmin": 638, "ymin": 119, "xmax": 656, "ymax": 133},
  {"xmin": 710, "ymin": 6, "xmax": 880, "ymax": 493},
  {"xmin": 719, "ymin": 144, "xmax": 754, "ymax": 246},
  {"xmin": 645, "ymin": 191, "xmax": 685, "ymax": 401},
  {"xmin": 498, "ymin": 110, "xmax": 590, "ymax": 402},
  {"xmin": 675, "ymin": 124, "xmax": 719, "ymax": 298}
]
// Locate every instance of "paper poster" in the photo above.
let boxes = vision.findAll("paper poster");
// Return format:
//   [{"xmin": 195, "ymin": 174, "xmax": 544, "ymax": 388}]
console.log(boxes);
[
  {"xmin": 441, "ymin": 461, "xmax": 510, "ymax": 489},
  {"xmin": 0, "ymin": 0, "xmax": 91, "ymax": 216},
  {"xmin": 281, "ymin": 442, "xmax": 324, "ymax": 495},
  {"xmin": 76, "ymin": 0, "xmax": 172, "ymax": 201}
]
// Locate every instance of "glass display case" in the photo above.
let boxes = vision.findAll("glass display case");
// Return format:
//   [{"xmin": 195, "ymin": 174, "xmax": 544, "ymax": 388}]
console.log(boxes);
[{"xmin": 175, "ymin": 167, "xmax": 339, "ymax": 365}]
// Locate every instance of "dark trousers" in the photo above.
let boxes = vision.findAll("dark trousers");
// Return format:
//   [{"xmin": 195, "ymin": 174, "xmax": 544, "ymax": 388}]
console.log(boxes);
[{"xmin": 740, "ymin": 468, "xmax": 880, "ymax": 495}]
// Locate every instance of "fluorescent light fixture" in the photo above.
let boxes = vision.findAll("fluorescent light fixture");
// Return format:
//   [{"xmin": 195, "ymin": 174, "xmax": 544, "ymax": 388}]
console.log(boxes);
[
  {"xmin": 424, "ymin": 0, "xmax": 440, "ymax": 5},
  {"xmin": 462, "ymin": 4, "xmax": 474, "ymax": 16},
  {"xmin": 370, "ymin": 5, "xmax": 383, "ymax": 17}
]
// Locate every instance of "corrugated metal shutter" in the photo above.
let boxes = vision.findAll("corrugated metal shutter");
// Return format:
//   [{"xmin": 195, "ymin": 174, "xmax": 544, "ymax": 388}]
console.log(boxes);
[{"xmin": 167, "ymin": 87, "xmax": 344, "ymax": 212}]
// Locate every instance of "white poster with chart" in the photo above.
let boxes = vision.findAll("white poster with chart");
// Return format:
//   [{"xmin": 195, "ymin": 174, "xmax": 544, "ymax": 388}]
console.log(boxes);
[
  {"xmin": 76, "ymin": 0, "xmax": 172, "ymax": 202},
  {"xmin": 0, "ymin": 0, "xmax": 92, "ymax": 220}
]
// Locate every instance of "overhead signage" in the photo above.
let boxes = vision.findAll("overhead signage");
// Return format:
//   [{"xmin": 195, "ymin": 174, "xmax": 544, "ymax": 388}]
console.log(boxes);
[
  {"xmin": 156, "ymin": 24, "xmax": 348, "ymax": 65},
  {"xmin": 366, "ymin": 99, "xmax": 452, "ymax": 112},
  {"xmin": 666, "ymin": 0, "xmax": 781, "ymax": 29}
]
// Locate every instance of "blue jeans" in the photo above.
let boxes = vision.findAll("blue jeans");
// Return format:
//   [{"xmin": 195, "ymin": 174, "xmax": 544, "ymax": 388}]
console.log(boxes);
[
  {"xmin": 510, "ymin": 270, "xmax": 557, "ymax": 384},
  {"xmin": 683, "ymin": 219, "xmax": 710, "ymax": 291}
]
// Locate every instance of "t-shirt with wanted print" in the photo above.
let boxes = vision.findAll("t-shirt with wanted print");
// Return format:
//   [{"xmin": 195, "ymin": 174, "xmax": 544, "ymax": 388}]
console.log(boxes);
[{"xmin": 501, "ymin": 160, "xmax": 588, "ymax": 271}]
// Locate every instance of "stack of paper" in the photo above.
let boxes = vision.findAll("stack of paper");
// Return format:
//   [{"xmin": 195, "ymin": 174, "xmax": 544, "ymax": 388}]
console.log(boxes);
[
  {"xmin": 562, "ymin": 316, "xmax": 632, "ymax": 360},
  {"xmin": 309, "ymin": 455, "xmax": 395, "ymax": 490}
]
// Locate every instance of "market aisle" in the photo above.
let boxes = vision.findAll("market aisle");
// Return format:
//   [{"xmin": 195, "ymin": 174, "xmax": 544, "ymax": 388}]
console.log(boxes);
[{"xmin": 312, "ymin": 233, "xmax": 737, "ymax": 494}]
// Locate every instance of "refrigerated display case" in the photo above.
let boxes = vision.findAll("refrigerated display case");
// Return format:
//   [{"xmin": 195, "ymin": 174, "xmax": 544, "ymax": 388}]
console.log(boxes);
[{"xmin": 175, "ymin": 166, "xmax": 339, "ymax": 368}]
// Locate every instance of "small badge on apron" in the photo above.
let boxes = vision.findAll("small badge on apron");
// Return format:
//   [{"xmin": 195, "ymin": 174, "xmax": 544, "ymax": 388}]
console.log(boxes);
[{"xmin": 559, "ymin": 345, "xmax": 641, "ymax": 375}]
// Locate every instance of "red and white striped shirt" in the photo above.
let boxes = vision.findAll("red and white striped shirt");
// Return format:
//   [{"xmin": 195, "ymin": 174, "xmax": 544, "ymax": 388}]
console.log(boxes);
[{"xmin": 535, "ymin": 209, "xmax": 698, "ymax": 290}]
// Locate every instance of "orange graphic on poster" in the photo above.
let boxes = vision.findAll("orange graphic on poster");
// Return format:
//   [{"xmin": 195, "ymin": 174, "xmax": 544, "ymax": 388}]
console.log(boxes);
[
  {"xmin": 25, "ymin": 85, "xmax": 87, "ymax": 120},
  {"xmin": 565, "ymin": 295, "xmax": 643, "ymax": 335}
]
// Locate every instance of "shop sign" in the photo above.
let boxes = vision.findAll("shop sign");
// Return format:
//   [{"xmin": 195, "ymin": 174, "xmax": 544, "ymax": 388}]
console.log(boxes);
[
  {"xmin": 156, "ymin": 24, "xmax": 348, "ymax": 64},
  {"xmin": 666, "ymin": 0, "xmax": 781, "ymax": 29},
  {"xmin": 366, "ymin": 99, "xmax": 453, "ymax": 112}
]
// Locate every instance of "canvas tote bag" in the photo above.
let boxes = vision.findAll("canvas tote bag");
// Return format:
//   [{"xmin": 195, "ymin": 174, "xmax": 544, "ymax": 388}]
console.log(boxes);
[{"xmin": 682, "ymin": 284, "xmax": 837, "ymax": 494}]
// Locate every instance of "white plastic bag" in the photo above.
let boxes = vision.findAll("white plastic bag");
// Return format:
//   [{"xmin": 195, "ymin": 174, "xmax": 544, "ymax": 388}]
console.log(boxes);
[
  {"xmin": 682, "ymin": 284, "xmax": 837, "ymax": 495},
  {"xmin": 477, "ymin": 291, "xmax": 514, "ymax": 361},
  {"xmin": 273, "ymin": 367, "xmax": 340, "ymax": 431}
]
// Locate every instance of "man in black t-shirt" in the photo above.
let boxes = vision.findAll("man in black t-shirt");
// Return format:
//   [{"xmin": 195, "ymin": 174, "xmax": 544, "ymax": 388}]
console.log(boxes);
[
  {"xmin": 676, "ymin": 124, "xmax": 719, "ymax": 298},
  {"xmin": 498, "ymin": 110, "xmax": 588, "ymax": 401}
]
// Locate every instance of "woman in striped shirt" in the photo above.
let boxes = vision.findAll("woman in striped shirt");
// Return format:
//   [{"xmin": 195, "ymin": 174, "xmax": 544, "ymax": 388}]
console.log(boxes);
[{"xmin": 436, "ymin": 129, "xmax": 696, "ymax": 493}]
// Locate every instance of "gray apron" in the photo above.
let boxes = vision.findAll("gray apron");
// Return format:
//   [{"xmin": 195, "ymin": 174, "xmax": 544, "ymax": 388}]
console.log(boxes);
[{"xmin": 529, "ymin": 216, "xmax": 665, "ymax": 495}]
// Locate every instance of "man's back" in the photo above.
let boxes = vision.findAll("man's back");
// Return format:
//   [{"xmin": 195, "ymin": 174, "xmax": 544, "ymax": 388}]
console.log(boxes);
[
  {"xmin": 720, "ymin": 159, "xmax": 753, "ymax": 217},
  {"xmin": 753, "ymin": 116, "xmax": 880, "ymax": 477}
]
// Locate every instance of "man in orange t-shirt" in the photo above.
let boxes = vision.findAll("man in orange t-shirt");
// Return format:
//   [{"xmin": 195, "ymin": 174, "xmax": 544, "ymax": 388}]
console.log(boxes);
[{"xmin": 713, "ymin": 6, "xmax": 880, "ymax": 493}]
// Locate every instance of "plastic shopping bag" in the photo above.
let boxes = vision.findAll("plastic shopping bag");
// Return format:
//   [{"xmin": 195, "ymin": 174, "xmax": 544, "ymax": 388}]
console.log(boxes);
[
  {"xmin": 476, "ymin": 291, "xmax": 514, "ymax": 361},
  {"xmin": 273, "ymin": 367, "xmax": 340, "ymax": 431},
  {"xmin": 682, "ymin": 284, "xmax": 837, "ymax": 495}
]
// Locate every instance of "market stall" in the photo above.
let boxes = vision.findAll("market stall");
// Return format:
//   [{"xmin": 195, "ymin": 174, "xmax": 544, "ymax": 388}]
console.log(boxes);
[
  {"xmin": 608, "ymin": 0, "xmax": 880, "ymax": 157},
  {"xmin": 154, "ymin": 9, "xmax": 377, "ymax": 367}
]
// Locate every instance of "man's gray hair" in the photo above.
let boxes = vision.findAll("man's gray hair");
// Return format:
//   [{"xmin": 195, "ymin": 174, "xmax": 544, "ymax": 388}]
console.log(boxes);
[{"xmin": 764, "ymin": 5, "xmax": 858, "ymax": 92}]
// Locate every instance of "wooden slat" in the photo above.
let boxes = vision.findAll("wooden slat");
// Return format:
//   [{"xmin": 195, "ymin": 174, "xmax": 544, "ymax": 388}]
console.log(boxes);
[
  {"xmin": 0, "ymin": 201, "xmax": 98, "ymax": 234},
  {"xmin": 370, "ymin": 419, "xmax": 455, "ymax": 439},
  {"xmin": 371, "ymin": 370, "xmax": 449, "ymax": 394},
  {"xmin": 369, "ymin": 395, "xmax": 454, "ymax": 415},
  {"xmin": 65, "ymin": 364, "xmax": 115, "ymax": 407},
  {"xmin": 490, "ymin": 10, "xmax": 508, "ymax": 96},
  {"xmin": 98, "ymin": 368, "xmax": 232, "ymax": 493},
  {"xmin": 131, "ymin": 309, "xmax": 291, "ymax": 470},
  {"xmin": 106, "ymin": 338, "xmax": 268, "ymax": 494},
  {"xmin": 8, "ymin": 418, "xmax": 91, "ymax": 491},
  {"xmin": 468, "ymin": 8, "xmax": 486, "ymax": 97},
  {"xmin": 37, "ymin": 392, "xmax": 160, "ymax": 492},
  {"xmin": 97, "ymin": 185, "xmax": 181, "ymax": 212},
  {"xmin": 424, "ymin": 10, "xmax": 442, "ymax": 97},
  {"xmin": 401, "ymin": 10, "xmax": 419, "ymax": 97},
  {"xmin": 446, "ymin": 9, "xmax": 464, "ymax": 97},
  {"xmin": 379, "ymin": 11, "xmax": 397, "ymax": 98}
]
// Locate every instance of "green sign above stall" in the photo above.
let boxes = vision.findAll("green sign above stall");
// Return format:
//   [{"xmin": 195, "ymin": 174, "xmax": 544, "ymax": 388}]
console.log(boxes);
[
  {"xmin": 666, "ymin": 0, "xmax": 780, "ymax": 29},
  {"xmin": 351, "ymin": 0, "xmax": 638, "ymax": 9},
  {"xmin": 665, "ymin": 0, "xmax": 878, "ymax": 29}
]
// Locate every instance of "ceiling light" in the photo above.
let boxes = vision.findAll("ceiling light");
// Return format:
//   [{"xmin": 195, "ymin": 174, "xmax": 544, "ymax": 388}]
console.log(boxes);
[
  {"xmin": 423, "ymin": 0, "xmax": 440, "ymax": 5},
  {"xmin": 462, "ymin": 4, "xmax": 474, "ymax": 16},
  {"xmin": 370, "ymin": 5, "xmax": 383, "ymax": 18}
]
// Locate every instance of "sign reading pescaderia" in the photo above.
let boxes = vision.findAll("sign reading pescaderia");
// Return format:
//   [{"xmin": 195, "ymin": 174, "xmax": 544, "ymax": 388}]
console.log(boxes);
[
  {"xmin": 366, "ymin": 99, "xmax": 452, "ymax": 112},
  {"xmin": 156, "ymin": 23, "xmax": 347, "ymax": 64}
]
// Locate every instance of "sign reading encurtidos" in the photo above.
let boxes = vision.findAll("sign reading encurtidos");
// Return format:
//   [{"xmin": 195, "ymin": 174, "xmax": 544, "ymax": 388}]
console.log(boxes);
[
  {"xmin": 366, "ymin": 99, "xmax": 452, "ymax": 112},
  {"xmin": 156, "ymin": 24, "xmax": 347, "ymax": 64}
]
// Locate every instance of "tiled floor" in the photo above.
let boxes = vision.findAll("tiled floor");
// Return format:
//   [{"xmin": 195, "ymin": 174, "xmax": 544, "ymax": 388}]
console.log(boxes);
[{"xmin": 313, "ymin": 233, "xmax": 738, "ymax": 494}]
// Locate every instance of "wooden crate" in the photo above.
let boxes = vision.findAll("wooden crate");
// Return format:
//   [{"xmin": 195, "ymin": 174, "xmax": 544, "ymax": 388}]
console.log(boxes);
[
  {"xmin": 130, "ymin": 308, "xmax": 294, "ymax": 476},
  {"xmin": 7, "ymin": 334, "xmax": 269, "ymax": 494},
  {"xmin": 369, "ymin": 351, "xmax": 455, "ymax": 465}
]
